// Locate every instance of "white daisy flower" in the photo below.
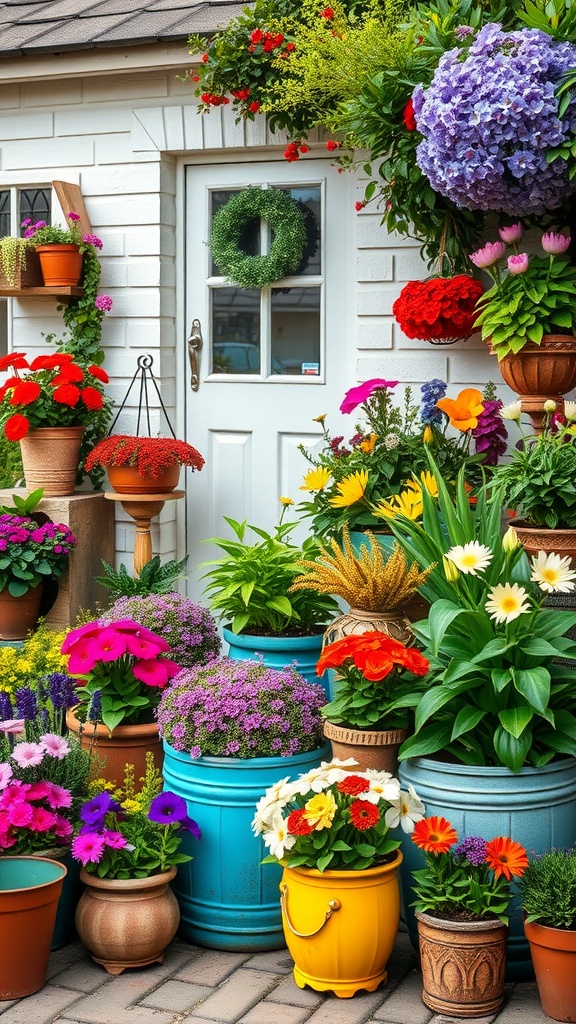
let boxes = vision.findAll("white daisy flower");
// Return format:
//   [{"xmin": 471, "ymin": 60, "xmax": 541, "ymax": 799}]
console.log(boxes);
[
  {"xmin": 530, "ymin": 551, "xmax": 576, "ymax": 594},
  {"xmin": 445, "ymin": 541, "xmax": 493, "ymax": 576},
  {"xmin": 363, "ymin": 773, "xmax": 400, "ymax": 805},
  {"xmin": 384, "ymin": 786, "xmax": 425, "ymax": 833},
  {"xmin": 485, "ymin": 583, "xmax": 531, "ymax": 624},
  {"xmin": 564, "ymin": 400, "xmax": 576, "ymax": 422},
  {"xmin": 500, "ymin": 400, "xmax": 522, "ymax": 422},
  {"xmin": 261, "ymin": 815, "xmax": 296, "ymax": 860}
]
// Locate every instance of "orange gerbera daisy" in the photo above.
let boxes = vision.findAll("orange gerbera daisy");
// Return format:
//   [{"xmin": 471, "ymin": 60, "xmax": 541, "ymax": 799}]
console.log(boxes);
[
  {"xmin": 412, "ymin": 816, "xmax": 458, "ymax": 854},
  {"xmin": 436, "ymin": 388, "xmax": 484, "ymax": 431},
  {"xmin": 485, "ymin": 836, "xmax": 529, "ymax": 880}
]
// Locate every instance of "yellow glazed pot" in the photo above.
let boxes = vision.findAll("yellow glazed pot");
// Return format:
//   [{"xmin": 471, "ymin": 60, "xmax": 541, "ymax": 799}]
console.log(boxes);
[{"xmin": 279, "ymin": 852, "xmax": 402, "ymax": 998}]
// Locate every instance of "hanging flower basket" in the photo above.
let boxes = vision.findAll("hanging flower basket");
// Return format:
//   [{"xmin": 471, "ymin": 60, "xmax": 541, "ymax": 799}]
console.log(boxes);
[{"xmin": 392, "ymin": 276, "xmax": 484, "ymax": 345}]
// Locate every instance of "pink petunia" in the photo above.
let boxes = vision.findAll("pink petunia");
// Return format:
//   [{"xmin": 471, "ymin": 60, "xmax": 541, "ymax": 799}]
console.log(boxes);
[
  {"xmin": 0, "ymin": 719, "xmax": 26, "ymax": 735},
  {"xmin": 133, "ymin": 657, "xmax": 181, "ymax": 687},
  {"xmin": 340, "ymin": 378, "xmax": 399, "ymax": 415},
  {"xmin": 11, "ymin": 742, "xmax": 45, "ymax": 768},
  {"xmin": 72, "ymin": 831, "xmax": 106, "ymax": 866},
  {"xmin": 113, "ymin": 620, "xmax": 170, "ymax": 648},
  {"xmin": 61, "ymin": 621, "xmax": 102, "ymax": 654},
  {"xmin": 66, "ymin": 640, "xmax": 99, "ymax": 674},
  {"xmin": 86, "ymin": 629, "xmax": 130, "ymax": 662},
  {"xmin": 25, "ymin": 781, "xmax": 51, "ymax": 801},
  {"xmin": 124, "ymin": 635, "xmax": 164, "ymax": 660},
  {"xmin": 0, "ymin": 763, "xmax": 13, "ymax": 790},
  {"xmin": 103, "ymin": 829, "xmax": 127, "ymax": 849},
  {"xmin": 40, "ymin": 734, "xmax": 70, "ymax": 759},
  {"xmin": 0, "ymin": 782, "xmax": 29, "ymax": 807}
]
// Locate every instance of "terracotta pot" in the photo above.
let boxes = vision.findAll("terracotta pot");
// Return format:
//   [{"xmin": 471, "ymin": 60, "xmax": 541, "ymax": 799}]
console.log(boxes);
[
  {"xmin": 524, "ymin": 919, "xmax": 576, "ymax": 1021},
  {"xmin": 322, "ymin": 720, "xmax": 407, "ymax": 774},
  {"xmin": 0, "ymin": 582, "xmax": 43, "ymax": 640},
  {"xmin": 107, "ymin": 462, "xmax": 181, "ymax": 495},
  {"xmin": 35, "ymin": 243, "xmax": 83, "ymax": 286},
  {"xmin": 512, "ymin": 522, "xmax": 576, "ymax": 569},
  {"xmin": 0, "ymin": 856, "xmax": 67, "ymax": 998},
  {"xmin": 323, "ymin": 606, "xmax": 414, "ymax": 648},
  {"xmin": 490, "ymin": 335, "xmax": 576, "ymax": 433},
  {"xmin": 280, "ymin": 853, "xmax": 402, "ymax": 997},
  {"xmin": 65, "ymin": 709, "xmax": 163, "ymax": 789},
  {"xmin": 75, "ymin": 866, "xmax": 179, "ymax": 974},
  {"xmin": 20, "ymin": 425, "xmax": 84, "ymax": 496},
  {"xmin": 416, "ymin": 910, "xmax": 508, "ymax": 1017}
]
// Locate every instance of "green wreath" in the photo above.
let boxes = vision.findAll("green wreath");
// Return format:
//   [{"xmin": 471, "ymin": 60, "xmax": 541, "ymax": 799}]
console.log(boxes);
[{"xmin": 209, "ymin": 187, "xmax": 308, "ymax": 289}]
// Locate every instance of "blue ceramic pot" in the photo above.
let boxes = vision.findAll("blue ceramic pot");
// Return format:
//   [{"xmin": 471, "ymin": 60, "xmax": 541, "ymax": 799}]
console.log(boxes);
[
  {"xmin": 223, "ymin": 627, "xmax": 328, "ymax": 695},
  {"xmin": 398, "ymin": 756, "xmax": 576, "ymax": 980},
  {"xmin": 162, "ymin": 740, "xmax": 330, "ymax": 951}
]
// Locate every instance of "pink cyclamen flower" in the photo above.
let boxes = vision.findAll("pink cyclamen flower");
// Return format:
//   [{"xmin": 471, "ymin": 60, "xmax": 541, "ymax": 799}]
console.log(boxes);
[
  {"xmin": 498, "ymin": 223, "xmax": 523, "ymax": 244},
  {"xmin": 72, "ymin": 832, "xmax": 106, "ymax": 866},
  {"xmin": 40, "ymin": 734, "xmax": 70, "ymax": 759},
  {"xmin": 11, "ymin": 743, "xmax": 45, "ymax": 768},
  {"xmin": 0, "ymin": 764, "xmax": 12, "ymax": 790},
  {"xmin": 340, "ymin": 378, "xmax": 399, "ymax": 414},
  {"xmin": 507, "ymin": 253, "xmax": 529, "ymax": 275},
  {"xmin": 542, "ymin": 231, "xmax": 571, "ymax": 255},
  {"xmin": 469, "ymin": 240, "xmax": 506, "ymax": 268},
  {"xmin": 0, "ymin": 719, "xmax": 25, "ymax": 735}
]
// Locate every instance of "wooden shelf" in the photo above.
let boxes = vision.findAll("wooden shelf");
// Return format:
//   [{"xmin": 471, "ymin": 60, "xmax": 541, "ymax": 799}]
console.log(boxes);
[{"xmin": 0, "ymin": 286, "xmax": 84, "ymax": 297}]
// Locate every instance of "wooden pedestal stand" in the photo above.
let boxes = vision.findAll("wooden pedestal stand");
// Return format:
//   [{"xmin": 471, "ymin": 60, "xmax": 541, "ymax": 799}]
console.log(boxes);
[{"xmin": 104, "ymin": 491, "xmax": 185, "ymax": 575}]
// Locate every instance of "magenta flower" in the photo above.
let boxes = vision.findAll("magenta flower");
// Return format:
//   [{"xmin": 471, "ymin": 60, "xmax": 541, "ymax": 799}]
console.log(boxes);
[
  {"xmin": 30, "ymin": 806, "xmax": 58, "ymax": 832},
  {"xmin": 87, "ymin": 629, "xmax": 130, "ymax": 662},
  {"xmin": 95, "ymin": 295, "xmax": 113, "ymax": 312},
  {"xmin": 542, "ymin": 231, "xmax": 571, "ymax": 255},
  {"xmin": 66, "ymin": 639, "xmax": 100, "ymax": 674},
  {"xmin": 83, "ymin": 233, "xmax": 103, "ymax": 249},
  {"xmin": 102, "ymin": 829, "xmax": 128, "ymax": 849},
  {"xmin": 68, "ymin": 211, "xmax": 80, "ymax": 221},
  {"xmin": 40, "ymin": 733, "xmax": 70, "ymax": 759},
  {"xmin": 7, "ymin": 801, "xmax": 33, "ymax": 827},
  {"xmin": 61, "ymin": 621, "xmax": 102, "ymax": 654},
  {"xmin": 498, "ymin": 223, "xmax": 523, "ymax": 244},
  {"xmin": 340, "ymin": 378, "xmax": 399, "ymax": 414},
  {"xmin": 25, "ymin": 781, "xmax": 51, "ymax": 801},
  {"xmin": 43, "ymin": 783, "xmax": 73, "ymax": 809},
  {"xmin": 125, "ymin": 635, "xmax": 164, "ymax": 660},
  {"xmin": 72, "ymin": 832, "xmax": 106, "ymax": 866},
  {"xmin": 469, "ymin": 240, "xmax": 506, "ymax": 268},
  {"xmin": 12, "ymin": 742, "xmax": 45, "ymax": 768},
  {"xmin": 133, "ymin": 657, "xmax": 181, "ymax": 688},
  {"xmin": 53, "ymin": 817, "xmax": 73, "ymax": 839},
  {"xmin": 114, "ymin": 620, "xmax": 170, "ymax": 649},
  {"xmin": 507, "ymin": 253, "xmax": 529, "ymax": 275},
  {"xmin": 0, "ymin": 764, "xmax": 12, "ymax": 789}
]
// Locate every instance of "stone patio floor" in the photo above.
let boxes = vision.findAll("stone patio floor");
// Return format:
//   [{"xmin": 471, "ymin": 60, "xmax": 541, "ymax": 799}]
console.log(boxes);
[{"xmin": 0, "ymin": 925, "xmax": 552, "ymax": 1024}]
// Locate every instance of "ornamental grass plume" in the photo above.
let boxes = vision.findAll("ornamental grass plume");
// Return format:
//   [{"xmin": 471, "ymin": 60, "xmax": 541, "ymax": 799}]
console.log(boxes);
[
  {"xmin": 411, "ymin": 816, "xmax": 528, "ymax": 923},
  {"xmin": 84, "ymin": 434, "xmax": 205, "ymax": 478},
  {"xmin": 156, "ymin": 657, "xmax": 326, "ymax": 759},
  {"xmin": 290, "ymin": 524, "xmax": 432, "ymax": 612}
]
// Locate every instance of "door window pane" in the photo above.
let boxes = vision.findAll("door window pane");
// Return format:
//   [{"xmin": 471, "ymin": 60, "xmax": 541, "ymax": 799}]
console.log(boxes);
[
  {"xmin": 211, "ymin": 288, "xmax": 261, "ymax": 374},
  {"xmin": 279, "ymin": 186, "xmax": 321, "ymax": 277},
  {"xmin": 210, "ymin": 190, "xmax": 260, "ymax": 277},
  {"xmin": 19, "ymin": 188, "xmax": 50, "ymax": 230},
  {"xmin": 272, "ymin": 287, "xmax": 321, "ymax": 376},
  {"xmin": 0, "ymin": 192, "xmax": 9, "ymax": 237}
]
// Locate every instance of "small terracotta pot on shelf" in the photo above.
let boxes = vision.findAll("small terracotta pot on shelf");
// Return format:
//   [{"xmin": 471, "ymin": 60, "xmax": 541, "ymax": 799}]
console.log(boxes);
[
  {"xmin": 0, "ymin": 582, "xmax": 43, "ymax": 640},
  {"xmin": 107, "ymin": 463, "xmax": 181, "ymax": 495},
  {"xmin": 35, "ymin": 243, "xmax": 83, "ymax": 287}
]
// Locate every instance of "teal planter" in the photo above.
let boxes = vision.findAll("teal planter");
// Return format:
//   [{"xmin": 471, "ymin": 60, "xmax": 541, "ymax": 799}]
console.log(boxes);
[
  {"xmin": 398, "ymin": 756, "xmax": 576, "ymax": 980},
  {"xmin": 162, "ymin": 739, "xmax": 330, "ymax": 951},
  {"xmin": 223, "ymin": 627, "xmax": 328, "ymax": 695},
  {"xmin": 51, "ymin": 852, "xmax": 81, "ymax": 951},
  {"xmin": 0, "ymin": 856, "xmax": 66, "ymax": 999}
]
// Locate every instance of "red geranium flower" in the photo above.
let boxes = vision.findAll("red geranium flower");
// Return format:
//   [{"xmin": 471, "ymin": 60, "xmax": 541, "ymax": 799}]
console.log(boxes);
[
  {"xmin": 337, "ymin": 775, "xmax": 371, "ymax": 796},
  {"xmin": 10, "ymin": 381, "xmax": 42, "ymax": 406},
  {"xmin": 0, "ymin": 353, "xmax": 29, "ymax": 371},
  {"xmin": 349, "ymin": 800, "xmax": 379, "ymax": 831},
  {"xmin": 80, "ymin": 386, "xmax": 104, "ymax": 411},
  {"xmin": 403, "ymin": 98, "xmax": 417, "ymax": 131},
  {"xmin": 51, "ymin": 364, "xmax": 84, "ymax": 385},
  {"xmin": 392, "ymin": 276, "xmax": 484, "ymax": 343},
  {"xmin": 29, "ymin": 354, "xmax": 74, "ymax": 370},
  {"xmin": 87, "ymin": 365, "xmax": 109, "ymax": 383},
  {"xmin": 0, "ymin": 376, "xmax": 20, "ymax": 401},
  {"xmin": 53, "ymin": 384, "xmax": 81, "ymax": 407},
  {"xmin": 4, "ymin": 414, "xmax": 30, "ymax": 440},
  {"xmin": 321, "ymin": 7, "xmax": 334, "ymax": 18}
]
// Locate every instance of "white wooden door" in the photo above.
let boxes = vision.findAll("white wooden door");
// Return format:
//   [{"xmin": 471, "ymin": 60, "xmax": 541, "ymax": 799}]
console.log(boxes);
[{"xmin": 184, "ymin": 158, "xmax": 352, "ymax": 601}]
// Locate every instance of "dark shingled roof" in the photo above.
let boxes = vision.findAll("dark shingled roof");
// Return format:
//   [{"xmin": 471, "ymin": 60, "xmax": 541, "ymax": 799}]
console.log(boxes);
[{"xmin": 0, "ymin": 0, "xmax": 244, "ymax": 56}]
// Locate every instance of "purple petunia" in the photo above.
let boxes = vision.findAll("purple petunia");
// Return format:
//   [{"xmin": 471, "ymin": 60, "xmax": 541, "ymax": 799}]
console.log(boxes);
[
  {"xmin": 80, "ymin": 791, "xmax": 121, "ymax": 825},
  {"xmin": 148, "ymin": 790, "xmax": 188, "ymax": 824}
]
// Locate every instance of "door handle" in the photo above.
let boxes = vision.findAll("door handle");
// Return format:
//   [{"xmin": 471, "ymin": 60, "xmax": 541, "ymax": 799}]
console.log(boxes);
[{"xmin": 187, "ymin": 318, "xmax": 203, "ymax": 392}]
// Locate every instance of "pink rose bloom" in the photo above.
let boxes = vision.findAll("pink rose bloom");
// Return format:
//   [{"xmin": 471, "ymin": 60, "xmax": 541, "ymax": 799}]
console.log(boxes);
[
  {"xmin": 340, "ymin": 378, "xmax": 398, "ymax": 414},
  {"xmin": 498, "ymin": 223, "xmax": 523, "ymax": 244},
  {"xmin": 542, "ymin": 231, "xmax": 571, "ymax": 255},
  {"xmin": 12, "ymin": 742, "xmax": 45, "ymax": 768},
  {"xmin": 469, "ymin": 240, "xmax": 506, "ymax": 268},
  {"xmin": 0, "ymin": 719, "xmax": 26, "ymax": 735},
  {"xmin": 507, "ymin": 253, "xmax": 529, "ymax": 275}
]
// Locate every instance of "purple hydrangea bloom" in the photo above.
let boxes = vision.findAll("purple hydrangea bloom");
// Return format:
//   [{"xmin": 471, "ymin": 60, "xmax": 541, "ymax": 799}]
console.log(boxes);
[
  {"xmin": 413, "ymin": 24, "xmax": 576, "ymax": 216},
  {"xmin": 455, "ymin": 835, "xmax": 488, "ymax": 866}
]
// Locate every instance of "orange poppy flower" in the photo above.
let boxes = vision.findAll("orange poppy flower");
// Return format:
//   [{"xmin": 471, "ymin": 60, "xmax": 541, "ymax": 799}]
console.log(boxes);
[
  {"xmin": 485, "ymin": 836, "xmax": 529, "ymax": 880},
  {"xmin": 436, "ymin": 388, "xmax": 484, "ymax": 431},
  {"xmin": 412, "ymin": 816, "xmax": 458, "ymax": 854}
]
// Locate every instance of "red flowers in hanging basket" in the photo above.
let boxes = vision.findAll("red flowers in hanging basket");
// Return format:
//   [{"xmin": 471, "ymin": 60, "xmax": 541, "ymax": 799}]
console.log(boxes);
[
  {"xmin": 85, "ymin": 435, "xmax": 205, "ymax": 478},
  {"xmin": 392, "ymin": 276, "xmax": 484, "ymax": 345}
]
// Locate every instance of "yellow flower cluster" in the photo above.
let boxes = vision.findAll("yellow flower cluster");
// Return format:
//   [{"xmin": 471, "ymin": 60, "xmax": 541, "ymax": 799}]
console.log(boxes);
[{"xmin": 0, "ymin": 623, "xmax": 69, "ymax": 697}]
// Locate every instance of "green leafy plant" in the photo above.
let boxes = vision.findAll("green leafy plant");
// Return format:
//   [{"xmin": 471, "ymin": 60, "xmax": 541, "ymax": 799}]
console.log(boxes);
[
  {"xmin": 0, "ymin": 487, "xmax": 44, "ymax": 516},
  {"xmin": 518, "ymin": 848, "xmax": 576, "ymax": 928},
  {"xmin": 95, "ymin": 555, "xmax": 189, "ymax": 599},
  {"xmin": 0, "ymin": 512, "xmax": 76, "ymax": 597},
  {"xmin": 0, "ymin": 236, "xmax": 36, "ymax": 286},
  {"xmin": 387, "ymin": 459, "xmax": 576, "ymax": 771},
  {"xmin": 71, "ymin": 757, "xmax": 199, "ymax": 879},
  {"xmin": 411, "ymin": 816, "xmax": 528, "ymax": 924},
  {"xmin": 200, "ymin": 511, "xmax": 338, "ymax": 635},
  {"xmin": 490, "ymin": 401, "xmax": 576, "ymax": 528}
]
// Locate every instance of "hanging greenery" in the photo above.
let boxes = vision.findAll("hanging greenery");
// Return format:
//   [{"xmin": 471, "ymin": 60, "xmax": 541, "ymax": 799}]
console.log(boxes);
[{"xmin": 209, "ymin": 187, "xmax": 308, "ymax": 288}]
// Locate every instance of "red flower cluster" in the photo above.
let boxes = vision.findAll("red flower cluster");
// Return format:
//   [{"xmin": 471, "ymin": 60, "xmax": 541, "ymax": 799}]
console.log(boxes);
[
  {"xmin": 232, "ymin": 87, "xmax": 251, "ymax": 100},
  {"xmin": 0, "ymin": 351, "xmax": 108, "ymax": 440},
  {"xmin": 392, "ymin": 275, "xmax": 484, "ymax": 343},
  {"xmin": 403, "ymin": 98, "xmax": 417, "ymax": 131},
  {"xmin": 284, "ymin": 141, "xmax": 310, "ymax": 162},
  {"xmin": 326, "ymin": 139, "xmax": 341, "ymax": 151},
  {"xmin": 316, "ymin": 631, "xmax": 429, "ymax": 682},
  {"xmin": 321, "ymin": 7, "xmax": 334, "ymax": 17},
  {"xmin": 249, "ymin": 29, "xmax": 285, "ymax": 53},
  {"xmin": 200, "ymin": 93, "xmax": 230, "ymax": 106},
  {"xmin": 84, "ymin": 434, "xmax": 205, "ymax": 477}
]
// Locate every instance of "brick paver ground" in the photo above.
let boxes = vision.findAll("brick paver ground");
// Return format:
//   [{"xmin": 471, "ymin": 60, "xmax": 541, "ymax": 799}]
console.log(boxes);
[{"xmin": 0, "ymin": 927, "xmax": 550, "ymax": 1024}]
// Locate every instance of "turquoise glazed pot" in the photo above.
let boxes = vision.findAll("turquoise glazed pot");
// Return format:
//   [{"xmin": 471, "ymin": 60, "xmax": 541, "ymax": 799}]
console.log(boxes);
[
  {"xmin": 51, "ymin": 852, "xmax": 81, "ymax": 951},
  {"xmin": 223, "ymin": 627, "xmax": 328, "ymax": 695},
  {"xmin": 162, "ymin": 740, "xmax": 331, "ymax": 951},
  {"xmin": 398, "ymin": 756, "xmax": 576, "ymax": 981}
]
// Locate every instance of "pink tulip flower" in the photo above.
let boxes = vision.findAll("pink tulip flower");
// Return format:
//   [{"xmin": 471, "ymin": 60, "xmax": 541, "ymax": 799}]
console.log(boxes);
[
  {"xmin": 507, "ymin": 253, "xmax": 529, "ymax": 275},
  {"xmin": 469, "ymin": 240, "xmax": 506, "ymax": 268},
  {"xmin": 541, "ymin": 232, "xmax": 571, "ymax": 255},
  {"xmin": 498, "ymin": 223, "xmax": 523, "ymax": 244}
]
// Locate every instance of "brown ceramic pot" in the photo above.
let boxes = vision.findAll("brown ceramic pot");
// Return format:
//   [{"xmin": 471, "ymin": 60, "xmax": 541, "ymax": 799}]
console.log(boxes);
[
  {"xmin": 490, "ymin": 334, "xmax": 576, "ymax": 433},
  {"xmin": 524, "ymin": 919, "xmax": 576, "ymax": 1022},
  {"xmin": 35, "ymin": 243, "xmax": 83, "ymax": 286},
  {"xmin": 322, "ymin": 606, "xmax": 414, "ymax": 648},
  {"xmin": 0, "ymin": 582, "xmax": 43, "ymax": 640},
  {"xmin": 107, "ymin": 462, "xmax": 181, "ymax": 495},
  {"xmin": 512, "ymin": 522, "xmax": 576, "ymax": 569},
  {"xmin": 20, "ymin": 425, "xmax": 84, "ymax": 496},
  {"xmin": 65, "ymin": 709, "xmax": 163, "ymax": 788},
  {"xmin": 322, "ymin": 720, "xmax": 407, "ymax": 774},
  {"xmin": 416, "ymin": 911, "xmax": 508, "ymax": 1017},
  {"xmin": 75, "ymin": 866, "xmax": 180, "ymax": 974}
]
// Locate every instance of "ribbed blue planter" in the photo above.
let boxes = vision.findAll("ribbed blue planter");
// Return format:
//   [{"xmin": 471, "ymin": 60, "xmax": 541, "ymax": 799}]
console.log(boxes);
[
  {"xmin": 162, "ymin": 739, "xmax": 331, "ymax": 951},
  {"xmin": 223, "ymin": 627, "xmax": 328, "ymax": 695},
  {"xmin": 398, "ymin": 756, "xmax": 576, "ymax": 980}
]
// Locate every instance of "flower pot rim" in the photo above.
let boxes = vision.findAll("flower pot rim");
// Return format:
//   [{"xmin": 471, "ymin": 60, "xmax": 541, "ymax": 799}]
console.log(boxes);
[
  {"xmin": 222, "ymin": 625, "xmax": 327, "ymax": 643},
  {"xmin": 161, "ymin": 738, "xmax": 331, "ymax": 767},
  {"xmin": 323, "ymin": 720, "xmax": 407, "ymax": 745},
  {"xmin": 79, "ymin": 865, "xmax": 176, "ymax": 891},
  {"xmin": 282, "ymin": 850, "xmax": 402, "ymax": 881},
  {"xmin": 513, "ymin": 521, "xmax": 576, "ymax": 535},
  {"xmin": 401, "ymin": 754, "xmax": 576, "ymax": 776},
  {"xmin": 524, "ymin": 918, "xmax": 576, "ymax": 948},
  {"xmin": 416, "ymin": 909, "xmax": 508, "ymax": 933},
  {"xmin": 66, "ymin": 708, "xmax": 158, "ymax": 739},
  {"xmin": 0, "ymin": 855, "xmax": 67, "ymax": 892}
]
